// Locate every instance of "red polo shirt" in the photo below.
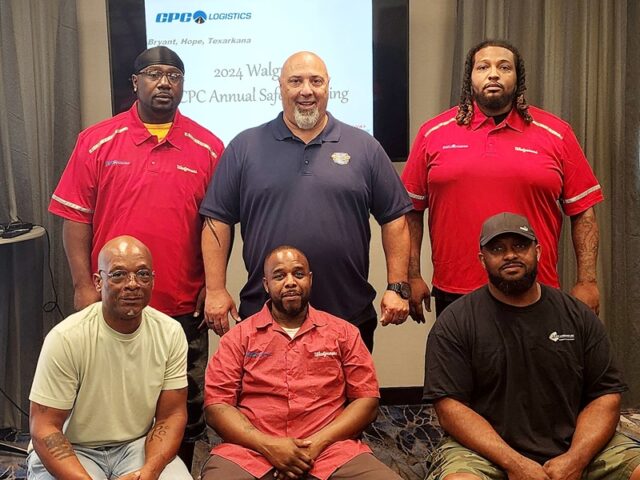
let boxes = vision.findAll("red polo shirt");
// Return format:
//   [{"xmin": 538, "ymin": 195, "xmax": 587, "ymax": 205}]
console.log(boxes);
[
  {"xmin": 204, "ymin": 304, "xmax": 379, "ymax": 480},
  {"xmin": 49, "ymin": 103, "xmax": 224, "ymax": 315},
  {"xmin": 401, "ymin": 105, "xmax": 603, "ymax": 293}
]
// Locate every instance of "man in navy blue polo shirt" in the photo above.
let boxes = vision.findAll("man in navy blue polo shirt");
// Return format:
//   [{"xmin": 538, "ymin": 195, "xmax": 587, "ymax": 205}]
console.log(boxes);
[{"xmin": 199, "ymin": 51, "xmax": 413, "ymax": 351}]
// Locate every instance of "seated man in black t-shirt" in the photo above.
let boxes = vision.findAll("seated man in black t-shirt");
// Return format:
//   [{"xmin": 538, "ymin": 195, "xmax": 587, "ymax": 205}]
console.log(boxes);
[{"xmin": 424, "ymin": 212, "xmax": 640, "ymax": 480}]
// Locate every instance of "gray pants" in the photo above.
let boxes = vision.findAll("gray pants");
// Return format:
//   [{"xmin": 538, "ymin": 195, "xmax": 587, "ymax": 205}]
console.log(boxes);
[{"xmin": 27, "ymin": 436, "xmax": 192, "ymax": 479}]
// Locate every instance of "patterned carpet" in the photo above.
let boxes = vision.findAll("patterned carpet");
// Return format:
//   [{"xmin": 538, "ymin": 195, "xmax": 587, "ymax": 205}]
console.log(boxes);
[{"xmin": 3, "ymin": 406, "xmax": 640, "ymax": 480}]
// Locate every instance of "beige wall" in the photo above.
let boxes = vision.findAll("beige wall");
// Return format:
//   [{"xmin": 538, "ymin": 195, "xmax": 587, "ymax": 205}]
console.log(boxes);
[{"xmin": 76, "ymin": 0, "xmax": 456, "ymax": 387}]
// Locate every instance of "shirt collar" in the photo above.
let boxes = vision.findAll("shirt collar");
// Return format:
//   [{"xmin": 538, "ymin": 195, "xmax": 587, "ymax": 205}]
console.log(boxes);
[
  {"xmin": 127, "ymin": 102, "xmax": 185, "ymax": 149},
  {"xmin": 254, "ymin": 302, "xmax": 328, "ymax": 334},
  {"xmin": 271, "ymin": 111, "xmax": 341, "ymax": 144},
  {"xmin": 469, "ymin": 102, "xmax": 526, "ymax": 133}
]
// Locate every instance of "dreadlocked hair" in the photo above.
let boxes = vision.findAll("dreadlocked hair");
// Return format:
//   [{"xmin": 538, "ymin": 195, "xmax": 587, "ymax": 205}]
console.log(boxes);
[{"xmin": 455, "ymin": 39, "xmax": 532, "ymax": 126}]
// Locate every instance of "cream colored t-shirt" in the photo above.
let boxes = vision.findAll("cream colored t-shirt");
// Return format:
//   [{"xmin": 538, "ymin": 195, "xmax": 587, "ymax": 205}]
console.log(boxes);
[{"xmin": 29, "ymin": 302, "xmax": 188, "ymax": 447}]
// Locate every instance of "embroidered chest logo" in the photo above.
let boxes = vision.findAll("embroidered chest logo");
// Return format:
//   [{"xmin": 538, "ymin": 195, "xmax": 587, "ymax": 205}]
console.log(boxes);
[
  {"xmin": 331, "ymin": 152, "xmax": 351, "ymax": 165},
  {"xmin": 105, "ymin": 160, "xmax": 131, "ymax": 167},
  {"xmin": 514, "ymin": 146, "xmax": 539, "ymax": 154},
  {"xmin": 549, "ymin": 331, "xmax": 575, "ymax": 342},
  {"xmin": 245, "ymin": 350, "xmax": 272, "ymax": 358},
  {"xmin": 177, "ymin": 165, "xmax": 198, "ymax": 174},
  {"xmin": 442, "ymin": 144, "xmax": 469, "ymax": 150},
  {"xmin": 314, "ymin": 351, "xmax": 338, "ymax": 358}
]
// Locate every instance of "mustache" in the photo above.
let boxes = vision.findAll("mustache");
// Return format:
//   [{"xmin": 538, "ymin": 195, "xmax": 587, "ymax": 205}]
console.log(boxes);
[{"xmin": 500, "ymin": 261, "xmax": 525, "ymax": 270}]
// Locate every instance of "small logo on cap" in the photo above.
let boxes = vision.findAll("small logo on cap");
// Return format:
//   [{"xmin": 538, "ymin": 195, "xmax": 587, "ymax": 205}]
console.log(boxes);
[
  {"xmin": 520, "ymin": 226, "xmax": 529, "ymax": 232},
  {"xmin": 331, "ymin": 152, "xmax": 351, "ymax": 165}
]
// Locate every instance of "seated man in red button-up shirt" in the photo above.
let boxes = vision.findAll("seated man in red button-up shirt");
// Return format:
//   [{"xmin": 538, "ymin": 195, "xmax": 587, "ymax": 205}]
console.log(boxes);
[{"xmin": 202, "ymin": 246, "xmax": 401, "ymax": 480}]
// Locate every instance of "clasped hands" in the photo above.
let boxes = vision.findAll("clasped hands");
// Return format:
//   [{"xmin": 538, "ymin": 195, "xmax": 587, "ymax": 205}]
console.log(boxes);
[{"xmin": 262, "ymin": 436, "xmax": 324, "ymax": 480}]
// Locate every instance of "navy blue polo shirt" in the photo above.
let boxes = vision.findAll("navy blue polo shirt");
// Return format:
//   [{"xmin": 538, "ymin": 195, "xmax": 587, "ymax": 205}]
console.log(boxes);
[{"xmin": 200, "ymin": 112, "xmax": 413, "ymax": 324}]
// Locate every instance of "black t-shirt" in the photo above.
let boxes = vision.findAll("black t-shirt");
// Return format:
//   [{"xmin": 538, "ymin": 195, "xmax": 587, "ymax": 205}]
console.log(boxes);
[{"xmin": 424, "ymin": 285, "xmax": 626, "ymax": 464}]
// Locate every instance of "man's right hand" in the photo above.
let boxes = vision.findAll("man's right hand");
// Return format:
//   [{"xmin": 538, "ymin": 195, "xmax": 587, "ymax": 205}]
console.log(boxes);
[
  {"xmin": 74, "ymin": 285, "xmax": 101, "ymax": 311},
  {"xmin": 506, "ymin": 456, "xmax": 552, "ymax": 480},
  {"xmin": 260, "ymin": 437, "xmax": 313, "ymax": 478},
  {"xmin": 201, "ymin": 288, "xmax": 239, "ymax": 336},
  {"xmin": 408, "ymin": 276, "xmax": 431, "ymax": 323}
]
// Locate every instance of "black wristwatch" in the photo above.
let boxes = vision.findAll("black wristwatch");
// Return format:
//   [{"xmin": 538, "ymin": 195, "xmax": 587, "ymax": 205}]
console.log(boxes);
[{"xmin": 387, "ymin": 282, "xmax": 411, "ymax": 300}]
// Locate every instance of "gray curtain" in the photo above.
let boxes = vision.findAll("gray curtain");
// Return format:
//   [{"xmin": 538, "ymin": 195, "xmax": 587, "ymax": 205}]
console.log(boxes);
[
  {"xmin": 0, "ymin": 0, "xmax": 80, "ymax": 427},
  {"xmin": 451, "ymin": 0, "xmax": 639, "ymax": 405},
  {"xmin": 0, "ymin": 0, "xmax": 79, "ymax": 314},
  {"xmin": 610, "ymin": 0, "xmax": 640, "ymax": 407}
]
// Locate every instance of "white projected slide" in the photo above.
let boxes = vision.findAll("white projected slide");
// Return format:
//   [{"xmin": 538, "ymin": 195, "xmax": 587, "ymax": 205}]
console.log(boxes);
[{"xmin": 144, "ymin": 0, "xmax": 373, "ymax": 145}]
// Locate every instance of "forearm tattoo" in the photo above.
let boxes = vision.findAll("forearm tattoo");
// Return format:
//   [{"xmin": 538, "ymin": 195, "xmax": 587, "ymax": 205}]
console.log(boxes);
[
  {"xmin": 42, "ymin": 432, "xmax": 75, "ymax": 461},
  {"xmin": 573, "ymin": 211, "xmax": 599, "ymax": 282},
  {"xmin": 203, "ymin": 217, "xmax": 222, "ymax": 247},
  {"xmin": 147, "ymin": 422, "xmax": 169, "ymax": 444}
]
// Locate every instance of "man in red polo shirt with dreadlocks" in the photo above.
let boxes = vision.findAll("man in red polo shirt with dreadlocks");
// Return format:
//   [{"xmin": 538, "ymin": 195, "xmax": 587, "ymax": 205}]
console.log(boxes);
[{"xmin": 402, "ymin": 39, "xmax": 603, "ymax": 319}]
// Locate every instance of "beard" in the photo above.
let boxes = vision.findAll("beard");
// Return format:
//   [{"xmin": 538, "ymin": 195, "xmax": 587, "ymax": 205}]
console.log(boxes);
[
  {"xmin": 271, "ymin": 292, "xmax": 310, "ymax": 318},
  {"xmin": 488, "ymin": 263, "xmax": 538, "ymax": 296},
  {"xmin": 474, "ymin": 88, "xmax": 515, "ymax": 113},
  {"xmin": 294, "ymin": 105, "xmax": 320, "ymax": 130}
]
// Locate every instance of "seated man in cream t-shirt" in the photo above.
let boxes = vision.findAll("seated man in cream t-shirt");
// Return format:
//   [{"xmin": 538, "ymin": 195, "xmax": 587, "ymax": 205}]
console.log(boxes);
[{"xmin": 27, "ymin": 236, "xmax": 191, "ymax": 480}]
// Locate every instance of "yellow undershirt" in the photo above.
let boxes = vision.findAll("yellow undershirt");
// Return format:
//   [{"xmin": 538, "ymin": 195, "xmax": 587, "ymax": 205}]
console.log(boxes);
[{"xmin": 144, "ymin": 122, "xmax": 172, "ymax": 141}]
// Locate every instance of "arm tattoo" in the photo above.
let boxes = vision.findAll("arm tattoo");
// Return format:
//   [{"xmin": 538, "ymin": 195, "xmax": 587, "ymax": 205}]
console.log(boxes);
[
  {"xmin": 42, "ymin": 432, "xmax": 75, "ymax": 461},
  {"xmin": 147, "ymin": 421, "xmax": 169, "ymax": 444},
  {"xmin": 572, "ymin": 210, "xmax": 599, "ymax": 282},
  {"xmin": 203, "ymin": 217, "xmax": 222, "ymax": 248}
]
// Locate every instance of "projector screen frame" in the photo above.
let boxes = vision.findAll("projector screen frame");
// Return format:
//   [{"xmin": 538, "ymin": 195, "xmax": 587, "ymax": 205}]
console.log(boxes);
[{"xmin": 106, "ymin": 0, "xmax": 409, "ymax": 161}]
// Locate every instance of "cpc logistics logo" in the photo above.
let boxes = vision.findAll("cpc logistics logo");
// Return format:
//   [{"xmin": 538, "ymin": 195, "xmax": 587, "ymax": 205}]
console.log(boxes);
[{"xmin": 155, "ymin": 10, "xmax": 251, "ymax": 23}]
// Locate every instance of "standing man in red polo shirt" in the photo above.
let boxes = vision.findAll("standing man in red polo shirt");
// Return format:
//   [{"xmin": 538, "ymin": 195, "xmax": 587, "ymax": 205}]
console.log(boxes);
[
  {"xmin": 202, "ymin": 246, "xmax": 402, "ymax": 480},
  {"xmin": 48, "ymin": 46, "xmax": 224, "ymax": 469},
  {"xmin": 402, "ymin": 39, "xmax": 603, "ymax": 319}
]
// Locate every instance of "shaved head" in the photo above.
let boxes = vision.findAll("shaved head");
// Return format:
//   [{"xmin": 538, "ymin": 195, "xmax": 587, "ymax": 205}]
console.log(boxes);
[
  {"xmin": 279, "ymin": 51, "xmax": 330, "ymax": 135},
  {"xmin": 94, "ymin": 235, "xmax": 154, "ymax": 331},
  {"xmin": 98, "ymin": 235, "xmax": 153, "ymax": 272},
  {"xmin": 280, "ymin": 51, "xmax": 328, "ymax": 81}
]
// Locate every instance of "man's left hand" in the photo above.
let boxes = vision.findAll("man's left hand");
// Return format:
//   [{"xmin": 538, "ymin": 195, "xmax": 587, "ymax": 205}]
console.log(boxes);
[
  {"xmin": 543, "ymin": 452, "xmax": 585, "ymax": 480},
  {"xmin": 570, "ymin": 281, "xmax": 599, "ymax": 315},
  {"xmin": 380, "ymin": 290, "xmax": 409, "ymax": 326}
]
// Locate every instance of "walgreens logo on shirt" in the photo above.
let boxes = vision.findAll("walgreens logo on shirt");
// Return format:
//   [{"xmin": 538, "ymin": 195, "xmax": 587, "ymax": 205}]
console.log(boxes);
[{"xmin": 314, "ymin": 351, "xmax": 338, "ymax": 358}]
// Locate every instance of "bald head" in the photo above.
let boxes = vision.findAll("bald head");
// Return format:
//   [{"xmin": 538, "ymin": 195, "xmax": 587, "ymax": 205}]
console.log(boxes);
[
  {"xmin": 279, "ymin": 51, "xmax": 330, "ymax": 134},
  {"xmin": 98, "ymin": 235, "xmax": 153, "ymax": 271},
  {"xmin": 94, "ymin": 236, "xmax": 154, "ymax": 330},
  {"xmin": 280, "ymin": 51, "xmax": 328, "ymax": 81}
]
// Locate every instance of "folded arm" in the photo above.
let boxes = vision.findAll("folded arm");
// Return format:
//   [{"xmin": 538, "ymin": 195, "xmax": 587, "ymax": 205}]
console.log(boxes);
[
  {"xmin": 29, "ymin": 401, "xmax": 92, "ymax": 480},
  {"xmin": 303, "ymin": 397, "xmax": 379, "ymax": 460},
  {"xmin": 543, "ymin": 393, "xmax": 620, "ymax": 480},
  {"xmin": 434, "ymin": 397, "xmax": 551, "ymax": 480},
  {"xmin": 205, "ymin": 402, "xmax": 313, "ymax": 478},
  {"xmin": 122, "ymin": 387, "xmax": 188, "ymax": 480}
]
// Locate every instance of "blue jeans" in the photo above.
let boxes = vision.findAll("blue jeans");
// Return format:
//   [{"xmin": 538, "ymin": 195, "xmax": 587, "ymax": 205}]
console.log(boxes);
[{"xmin": 27, "ymin": 436, "xmax": 192, "ymax": 479}]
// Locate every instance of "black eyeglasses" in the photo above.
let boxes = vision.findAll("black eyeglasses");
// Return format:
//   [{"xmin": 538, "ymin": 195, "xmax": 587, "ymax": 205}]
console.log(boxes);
[
  {"xmin": 137, "ymin": 70, "xmax": 184, "ymax": 84},
  {"xmin": 98, "ymin": 269, "xmax": 154, "ymax": 285}
]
